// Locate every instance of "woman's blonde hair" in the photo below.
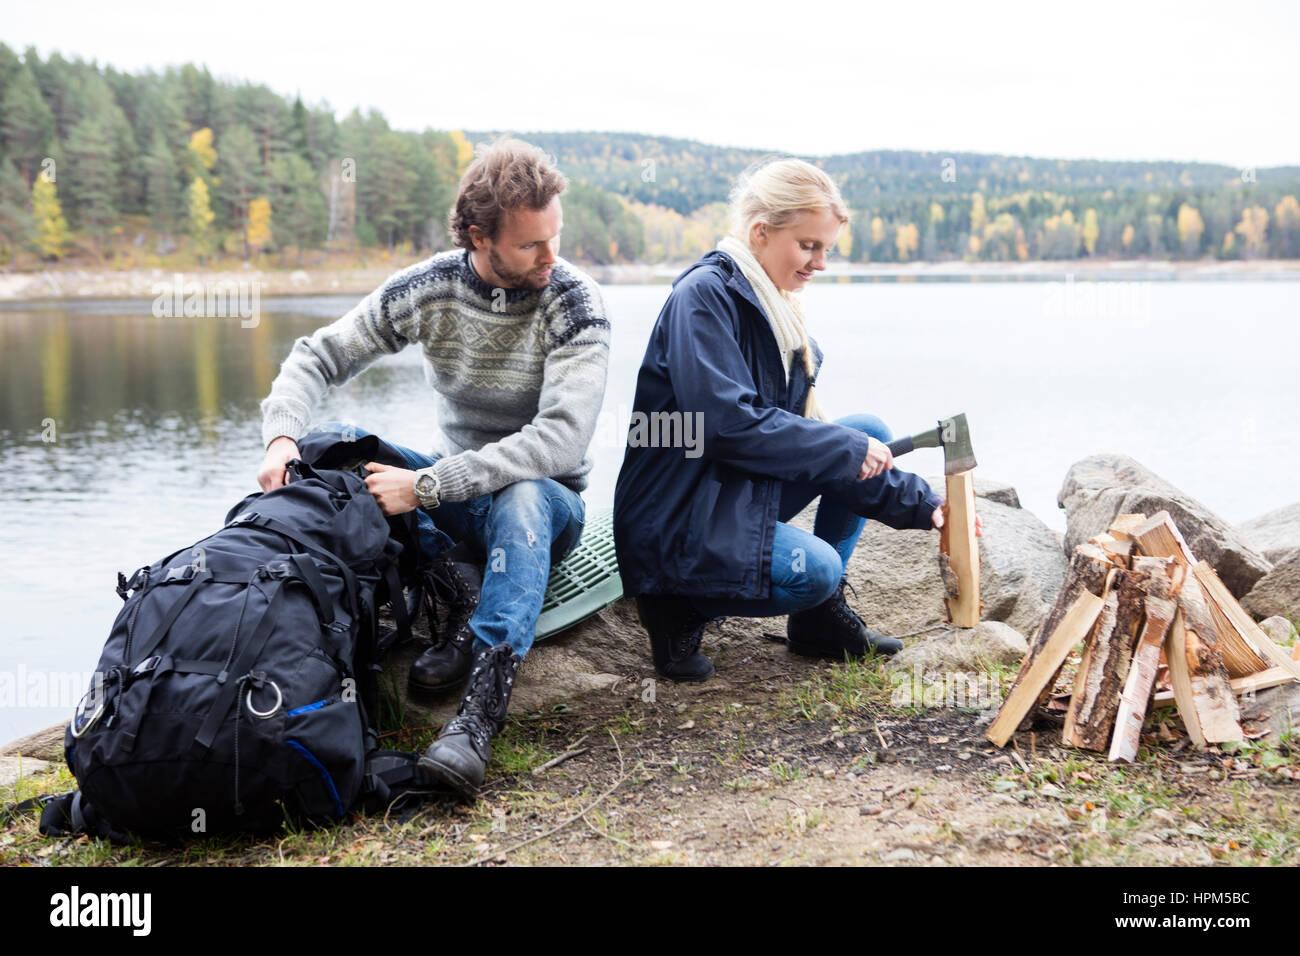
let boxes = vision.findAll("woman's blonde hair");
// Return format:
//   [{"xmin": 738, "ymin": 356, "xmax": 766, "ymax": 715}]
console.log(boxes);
[{"xmin": 727, "ymin": 158, "xmax": 849, "ymax": 422}]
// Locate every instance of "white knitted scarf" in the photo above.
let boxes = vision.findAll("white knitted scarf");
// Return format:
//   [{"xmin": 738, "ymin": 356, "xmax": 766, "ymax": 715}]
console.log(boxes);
[{"xmin": 716, "ymin": 235, "xmax": 824, "ymax": 420}]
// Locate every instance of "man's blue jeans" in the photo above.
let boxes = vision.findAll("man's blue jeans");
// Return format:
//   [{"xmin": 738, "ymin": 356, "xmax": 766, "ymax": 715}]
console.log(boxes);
[
  {"xmin": 689, "ymin": 413, "xmax": 891, "ymax": 620},
  {"xmin": 304, "ymin": 423, "xmax": 585, "ymax": 660}
]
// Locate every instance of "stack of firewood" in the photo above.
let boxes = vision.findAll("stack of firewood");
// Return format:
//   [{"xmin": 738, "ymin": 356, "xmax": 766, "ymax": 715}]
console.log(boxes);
[{"xmin": 987, "ymin": 510, "xmax": 1300, "ymax": 760}]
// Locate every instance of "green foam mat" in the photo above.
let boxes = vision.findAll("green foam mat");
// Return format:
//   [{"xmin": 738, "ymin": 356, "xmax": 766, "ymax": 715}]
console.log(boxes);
[{"xmin": 534, "ymin": 506, "xmax": 623, "ymax": 641}]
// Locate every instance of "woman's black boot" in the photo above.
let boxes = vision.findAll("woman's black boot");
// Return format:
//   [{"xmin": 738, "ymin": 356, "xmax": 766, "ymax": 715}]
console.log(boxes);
[
  {"xmin": 418, "ymin": 643, "xmax": 520, "ymax": 798},
  {"xmin": 635, "ymin": 594, "xmax": 715, "ymax": 682},
  {"xmin": 786, "ymin": 576, "xmax": 903, "ymax": 658},
  {"xmin": 408, "ymin": 543, "xmax": 483, "ymax": 694}
]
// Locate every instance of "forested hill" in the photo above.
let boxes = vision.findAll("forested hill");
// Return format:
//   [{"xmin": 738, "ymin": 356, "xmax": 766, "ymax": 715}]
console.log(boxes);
[{"xmin": 1, "ymin": 43, "xmax": 1295, "ymax": 270}]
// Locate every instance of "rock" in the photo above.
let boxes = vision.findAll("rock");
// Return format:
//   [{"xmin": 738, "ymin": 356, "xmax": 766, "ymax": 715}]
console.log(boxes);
[
  {"xmin": 925, "ymin": 474, "xmax": 1022, "ymax": 510},
  {"xmin": 0, "ymin": 721, "xmax": 66, "ymax": 761},
  {"xmin": 1238, "ymin": 502, "xmax": 1300, "ymax": 563},
  {"xmin": 384, "ymin": 595, "xmax": 661, "ymax": 727},
  {"xmin": 1058, "ymin": 453, "xmax": 1271, "ymax": 598},
  {"xmin": 886, "ymin": 621, "xmax": 1029, "ymax": 678},
  {"xmin": 809, "ymin": 480, "xmax": 1065, "ymax": 646},
  {"xmin": 1241, "ymin": 551, "xmax": 1300, "ymax": 621},
  {"xmin": 1239, "ymin": 681, "xmax": 1300, "ymax": 740},
  {"xmin": 0, "ymin": 755, "xmax": 53, "ymax": 788},
  {"xmin": 1259, "ymin": 616, "xmax": 1297, "ymax": 645},
  {"xmin": 883, "ymin": 848, "xmax": 918, "ymax": 863}
]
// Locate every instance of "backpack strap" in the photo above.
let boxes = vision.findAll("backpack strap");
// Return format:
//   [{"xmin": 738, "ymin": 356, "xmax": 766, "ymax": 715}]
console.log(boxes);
[
  {"xmin": 126, "ymin": 568, "xmax": 212, "ymax": 667},
  {"xmin": 193, "ymin": 579, "xmax": 288, "ymax": 751},
  {"xmin": 228, "ymin": 511, "xmax": 361, "ymax": 619}
]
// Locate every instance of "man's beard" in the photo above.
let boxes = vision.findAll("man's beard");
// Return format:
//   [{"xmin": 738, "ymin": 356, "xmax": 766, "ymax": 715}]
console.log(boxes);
[{"xmin": 488, "ymin": 247, "xmax": 550, "ymax": 290}]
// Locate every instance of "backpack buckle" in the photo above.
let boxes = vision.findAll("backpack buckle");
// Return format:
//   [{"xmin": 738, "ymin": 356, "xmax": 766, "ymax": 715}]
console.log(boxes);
[
  {"xmin": 132, "ymin": 656, "xmax": 163, "ymax": 676},
  {"xmin": 164, "ymin": 565, "xmax": 196, "ymax": 583}
]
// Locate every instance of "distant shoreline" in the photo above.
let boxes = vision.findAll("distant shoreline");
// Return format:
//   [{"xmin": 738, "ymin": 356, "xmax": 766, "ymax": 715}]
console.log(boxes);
[{"xmin": 1, "ymin": 258, "xmax": 1298, "ymax": 303}]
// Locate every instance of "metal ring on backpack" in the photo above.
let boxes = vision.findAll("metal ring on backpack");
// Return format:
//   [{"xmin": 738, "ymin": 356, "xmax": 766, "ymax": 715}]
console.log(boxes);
[
  {"xmin": 69, "ymin": 685, "xmax": 106, "ymax": 739},
  {"xmin": 244, "ymin": 680, "xmax": 282, "ymax": 719}
]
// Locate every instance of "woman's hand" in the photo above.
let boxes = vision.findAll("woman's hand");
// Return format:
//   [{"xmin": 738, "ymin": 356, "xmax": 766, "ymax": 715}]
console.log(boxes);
[
  {"xmin": 858, "ymin": 437, "xmax": 895, "ymax": 480},
  {"xmin": 932, "ymin": 504, "xmax": 984, "ymax": 536}
]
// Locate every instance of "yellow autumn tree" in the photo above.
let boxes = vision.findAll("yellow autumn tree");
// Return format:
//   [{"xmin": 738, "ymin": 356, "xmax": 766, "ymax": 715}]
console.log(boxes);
[
  {"xmin": 929, "ymin": 202, "xmax": 945, "ymax": 224},
  {"xmin": 188, "ymin": 177, "xmax": 216, "ymax": 263},
  {"xmin": 1176, "ymin": 204, "xmax": 1205, "ymax": 256},
  {"xmin": 448, "ymin": 130, "xmax": 474, "ymax": 176},
  {"xmin": 970, "ymin": 193, "xmax": 987, "ymax": 235},
  {"xmin": 247, "ymin": 196, "xmax": 272, "ymax": 253},
  {"xmin": 31, "ymin": 176, "xmax": 70, "ymax": 260},
  {"xmin": 1274, "ymin": 195, "xmax": 1300, "ymax": 256},
  {"xmin": 188, "ymin": 128, "xmax": 217, "ymax": 172},
  {"xmin": 1121, "ymin": 224, "xmax": 1135, "ymax": 250},
  {"xmin": 895, "ymin": 223, "xmax": 919, "ymax": 261},
  {"xmin": 836, "ymin": 221, "xmax": 853, "ymax": 259},
  {"xmin": 1082, "ymin": 208, "xmax": 1099, "ymax": 255},
  {"xmin": 870, "ymin": 216, "xmax": 885, "ymax": 246},
  {"xmin": 1233, "ymin": 206, "xmax": 1269, "ymax": 258}
]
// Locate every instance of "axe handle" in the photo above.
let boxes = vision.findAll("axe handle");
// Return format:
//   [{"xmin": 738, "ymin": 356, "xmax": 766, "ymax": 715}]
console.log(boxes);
[{"xmin": 886, "ymin": 426, "xmax": 941, "ymax": 459}]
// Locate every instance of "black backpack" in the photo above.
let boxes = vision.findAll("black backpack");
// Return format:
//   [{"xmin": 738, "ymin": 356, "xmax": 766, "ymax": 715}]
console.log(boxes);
[{"xmin": 40, "ymin": 443, "xmax": 436, "ymax": 842}]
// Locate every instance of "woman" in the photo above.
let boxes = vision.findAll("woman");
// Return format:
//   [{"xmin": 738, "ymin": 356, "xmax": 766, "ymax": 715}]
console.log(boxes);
[{"xmin": 613, "ymin": 158, "xmax": 979, "ymax": 682}]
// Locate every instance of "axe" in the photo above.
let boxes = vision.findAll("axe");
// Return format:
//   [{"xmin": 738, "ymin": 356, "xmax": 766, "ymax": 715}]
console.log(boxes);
[
  {"xmin": 886, "ymin": 412, "xmax": 981, "ymax": 626},
  {"xmin": 886, "ymin": 413, "xmax": 978, "ymax": 475}
]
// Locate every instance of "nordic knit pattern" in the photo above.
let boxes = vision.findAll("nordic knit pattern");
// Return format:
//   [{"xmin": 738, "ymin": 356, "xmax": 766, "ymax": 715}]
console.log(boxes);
[{"xmin": 260, "ymin": 249, "xmax": 610, "ymax": 502}]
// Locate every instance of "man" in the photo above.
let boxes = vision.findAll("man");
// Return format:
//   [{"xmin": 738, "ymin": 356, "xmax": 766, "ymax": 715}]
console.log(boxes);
[{"xmin": 256, "ymin": 137, "xmax": 610, "ymax": 797}]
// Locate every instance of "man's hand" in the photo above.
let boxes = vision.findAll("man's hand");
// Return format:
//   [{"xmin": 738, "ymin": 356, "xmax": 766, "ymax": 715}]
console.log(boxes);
[
  {"xmin": 258, "ymin": 436, "xmax": 301, "ymax": 491},
  {"xmin": 858, "ymin": 436, "xmax": 895, "ymax": 480},
  {"xmin": 363, "ymin": 461, "xmax": 419, "ymax": 516},
  {"xmin": 931, "ymin": 503, "xmax": 984, "ymax": 536}
]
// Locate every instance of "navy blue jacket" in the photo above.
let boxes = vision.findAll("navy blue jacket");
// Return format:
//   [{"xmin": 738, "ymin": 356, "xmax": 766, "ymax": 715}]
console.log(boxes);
[{"xmin": 613, "ymin": 250, "xmax": 942, "ymax": 600}]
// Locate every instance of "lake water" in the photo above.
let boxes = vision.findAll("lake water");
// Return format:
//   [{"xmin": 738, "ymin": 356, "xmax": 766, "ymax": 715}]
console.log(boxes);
[{"xmin": 2, "ymin": 277, "xmax": 1297, "ymax": 742}]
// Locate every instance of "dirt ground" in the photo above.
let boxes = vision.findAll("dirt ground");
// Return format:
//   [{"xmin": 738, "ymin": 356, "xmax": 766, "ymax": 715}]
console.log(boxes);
[{"xmin": 4, "ymin": 620, "xmax": 1298, "ymax": 867}]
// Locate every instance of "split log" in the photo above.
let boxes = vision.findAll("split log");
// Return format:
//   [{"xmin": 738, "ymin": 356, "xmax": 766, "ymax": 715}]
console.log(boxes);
[
  {"xmin": 1165, "ymin": 574, "xmax": 1243, "ymax": 747},
  {"xmin": 987, "ymin": 590, "xmax": 1106, "ymax": 747},
  {"xmin": 1108, "ymin": 557, "xmax": 1183, "ymax": 762},
  {"xmin": 1108, "ymin": 513, "xmax": 1149, "ymax": 541},
  {"xmin": 939, "ymin": 470, "xmax": 981, "ymax": 627},
  {"xmin": 1131, "ymin": 510, "xmax": 1198, "ymax": 566},
  {"xmin": 1064, "ymin": 570, "xmax": 1148, "ymax": 751},
  {"xmin": 1191, "ymin": 562, "xmax": 1295, "ymax": 680},
  {"xmin": 1014, "ymin": 542, "xmax": 1114, "ymax": 729},
  {"xmin": 1154, "ymin": 666, "xmax": 1298, "ymax": 704}
]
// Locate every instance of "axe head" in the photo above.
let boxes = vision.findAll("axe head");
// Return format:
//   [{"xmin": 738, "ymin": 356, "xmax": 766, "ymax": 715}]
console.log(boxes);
[{"xmin": 939, "ymin": 413, "xmax": 978, "ymax": 475}]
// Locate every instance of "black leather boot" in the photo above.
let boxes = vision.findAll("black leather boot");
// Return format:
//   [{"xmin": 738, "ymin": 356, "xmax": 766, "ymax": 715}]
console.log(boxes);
[
  {"xmin": 635, "ymin": 594, "xmax": 715, "ymax": 682},
  {"xmin": 786, "ymin": 576, "xmax": 903, "ymax": 659},
  {"xmin": 408, "ymin": 543, "xmax": 483, "ymax": 695},
  {"xmin": 418, "ymin": 643, "xmax": 520, "ymax": 798}
]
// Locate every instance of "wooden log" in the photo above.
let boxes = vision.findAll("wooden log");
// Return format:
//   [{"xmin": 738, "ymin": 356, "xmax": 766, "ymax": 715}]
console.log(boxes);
[
  {"xmin": 987, "ymin": 590, "xmax": 1106, "ymax": 747},
  {"xmin": 939, "ymin": 470, "xmax": 981, "ymax": 627},
  {"xmin": 1131, "ymin": 510, "xmax": 1198, "ymax": 566},
  {"xmin": 1108, "ymin": 513, "xmax": 1149, "ymax": 541},
  {"xmin": 1015, "ymin": 542, "xmax": 1116, "ymax": 729},
  {"xmin": 1064, "ymin": 570, "xmax": 1148, "ymax": 751},
  {"xmin": 1154, "ymin": 666, "xmax": 1298, "ymax": 704},
  {"xmin": 1108, "ymin": 557, "xmax": 1184, "ymax": 762},
  {"xmin": 1166, "ymin": 574, "xmax": 1243, "ymax": 747},
  {"xmin": 1192, "ymin": 562, "xmax": 1296, "ymax": 680}
]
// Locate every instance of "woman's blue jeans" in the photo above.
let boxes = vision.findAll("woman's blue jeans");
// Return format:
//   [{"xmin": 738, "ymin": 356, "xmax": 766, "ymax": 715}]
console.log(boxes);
[
  {"xmin": 304, "ymin": 422, "xmax": 585, "ymax": 660},
  {"xmin": 689, "ymin": 413, "xmax": 891, "ymax": 619}
]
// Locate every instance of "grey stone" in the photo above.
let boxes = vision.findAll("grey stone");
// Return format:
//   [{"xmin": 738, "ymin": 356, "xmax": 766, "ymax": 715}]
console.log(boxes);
[
  {"xmin": 0, "ymin": 755, "xmax": 52, "ymax": 788},
  {"xmin": 0, "ymin": 722, "xmax": 65, "ymax": 761},
  {"xmin": 1238, "ymin": 502, "xmax": 1300, "ymax": 564},
  {"xmin": 1058, "ymin": 453, "xmax": 1271, "ymax": 598},
  {"xmin": 883, "ymin": 848, "xmax": 918, "ymax": 863},
  {"xmin": 1259, "ymin": 616, "xmax": 1298, "ymax": 645},
  {"xmin": 811, "ymin": 482, "xmax": 1065, "ymax": 649},
  {"xmin": 1242, "ymin": 551, "xmax": 1300, "ymax": 621},
  {"xmin": 1239, "ymin": 680, "xmax": 1300, "ymax": 740},
  {"xmin": 925, "ymin": 474, "xmax": 1022, "ymax": 510},
  {"xmin": 886, "ymin": 621, "xmax": 1029, "ymax": 679}
]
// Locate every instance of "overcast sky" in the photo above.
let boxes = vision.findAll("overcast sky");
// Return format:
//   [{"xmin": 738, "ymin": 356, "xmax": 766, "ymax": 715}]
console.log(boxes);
[{"xmin": 5, "ymin": 0, "xmax": 1296, "ymax": 167}]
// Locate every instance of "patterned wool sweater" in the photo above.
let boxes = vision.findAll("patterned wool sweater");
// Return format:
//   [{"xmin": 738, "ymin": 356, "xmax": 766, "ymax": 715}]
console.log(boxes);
[{"xmin": 260, "ymin": 248, "xmax": 611, "ymax": 502}]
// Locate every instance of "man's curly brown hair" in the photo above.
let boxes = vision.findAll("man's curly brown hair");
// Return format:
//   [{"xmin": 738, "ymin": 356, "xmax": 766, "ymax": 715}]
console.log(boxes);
[{"xmin": 449, "ymin": 137, "xmax": 567, "ymax": 249}]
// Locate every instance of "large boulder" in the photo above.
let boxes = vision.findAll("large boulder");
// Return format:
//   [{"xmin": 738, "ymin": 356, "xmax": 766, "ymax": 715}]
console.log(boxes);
[
  {"xmin": 1237, "ymin": 502, "xmax": 1300, "ymax": 564},
  {"xmin": 1241, "ymin": 551, "xmax": 1300, "ymax": 622},
  {"xmin": 1058, "ymin": 453, "xmax": 1271, "ymax": 598},
  {"xmin": 804, "ymin": 477, "xmax": 1066, "ymax": 642}
]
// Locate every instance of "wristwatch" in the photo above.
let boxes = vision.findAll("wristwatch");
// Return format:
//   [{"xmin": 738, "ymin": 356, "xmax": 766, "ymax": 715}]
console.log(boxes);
[{"xmin": 413, "ymin": 469, "xmax": 441, "ymax": 509}]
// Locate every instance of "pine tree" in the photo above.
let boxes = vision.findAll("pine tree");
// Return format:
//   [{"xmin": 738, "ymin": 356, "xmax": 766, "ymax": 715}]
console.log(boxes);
[
  {"xmin": 1, "ymin": 64, "xmax": 55, "ymax": 184},
  {"xmin": 0, "ymin": 158, "xmax": 32, "ymax": 263}
]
